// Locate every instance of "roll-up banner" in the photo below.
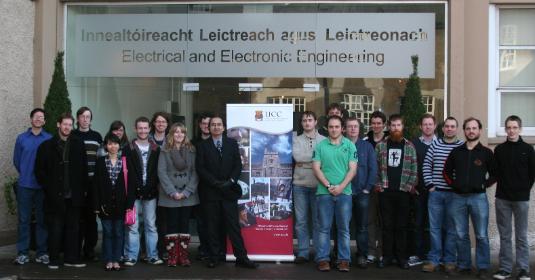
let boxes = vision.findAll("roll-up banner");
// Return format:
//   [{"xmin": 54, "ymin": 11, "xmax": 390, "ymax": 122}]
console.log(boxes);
[{"xmin": 226, "ymin": 104, "xmax": 295, "ymax": 262}]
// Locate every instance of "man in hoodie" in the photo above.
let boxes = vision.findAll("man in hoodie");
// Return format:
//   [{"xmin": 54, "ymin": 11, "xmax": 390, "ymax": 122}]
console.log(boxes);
[
  {"xmin": 123, "ymin": 116, "xmax": 163, "ymax": 266},
  {"xmin": 492, "ymin": 115, "xmax": 534, "ymax": 280}
]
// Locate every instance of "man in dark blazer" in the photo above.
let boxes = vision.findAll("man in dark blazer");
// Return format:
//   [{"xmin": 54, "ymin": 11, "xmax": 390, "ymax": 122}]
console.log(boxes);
[
  {"xmin": 35, "ymin": 113, "xmax": 89, "ymax": 269},
  {"xmin": 196, "ymin": 115, "xmax": 258, "ymax": 269}
]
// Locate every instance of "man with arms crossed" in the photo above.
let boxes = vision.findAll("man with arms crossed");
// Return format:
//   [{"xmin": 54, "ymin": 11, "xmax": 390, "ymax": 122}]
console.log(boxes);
[
  {"xmin": 421, "ymin": 117, "xmax": 463, "ymax": 273},
  {"xmin": 492, "ymin": 115, "xmax": 534, "ymax": 280},
  {"xmin": 345, "ymin": 117, "xmax": 377, "ymax": 269},
  {"xmin": 444, "ymin": 117, "xmax": 496, "ymax": 279},
  {"xmin": 313, "ymin": 115, "xmax": 357, "ymax": 272}
]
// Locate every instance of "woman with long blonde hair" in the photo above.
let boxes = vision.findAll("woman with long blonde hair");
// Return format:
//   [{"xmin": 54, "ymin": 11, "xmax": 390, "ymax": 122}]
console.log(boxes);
[{"xmin": 157, "ymin": 122, "xmax": 199, "ymax": 267}]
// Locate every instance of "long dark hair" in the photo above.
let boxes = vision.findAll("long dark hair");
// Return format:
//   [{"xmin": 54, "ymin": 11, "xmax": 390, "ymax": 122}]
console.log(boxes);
[{"xmin": 108, "ymin": 120, "xmax": 129, "ymax": 147}]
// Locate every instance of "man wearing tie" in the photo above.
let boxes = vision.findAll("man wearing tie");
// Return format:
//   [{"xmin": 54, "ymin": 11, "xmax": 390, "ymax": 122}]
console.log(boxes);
[{"xmin": 196, "ymin": 115, "xmax": 258, "ymax": 269}]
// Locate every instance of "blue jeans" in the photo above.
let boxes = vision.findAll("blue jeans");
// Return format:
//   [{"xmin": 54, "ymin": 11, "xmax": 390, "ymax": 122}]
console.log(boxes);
[
  {"xmin": 101, "ymin": 219, "xmax": 124, "ymax": 263},
  {"xmin": 16, "ymin": 187, "xmax": 47, "ymax": 256},
  {"xmin": 427, "ymin": 190, "xmax": 456, "ymax": 265},
  {"xmin": 124, "ymin": 199, "xmax": 159, "ymax": 260},
  {"xmin": 352, "ymin": 192, "xmax": 369, "ymax": 257},
  {"xmin": 450, "ymin": 193, "xmax": 490, "ymax": 270},
  {"xmin": 316, "ymin": 194, "xmax": 352, "ymax": 263},
  {"xmin": 293, "ymin": 186, "xmax": 319, "ymax": 260}
]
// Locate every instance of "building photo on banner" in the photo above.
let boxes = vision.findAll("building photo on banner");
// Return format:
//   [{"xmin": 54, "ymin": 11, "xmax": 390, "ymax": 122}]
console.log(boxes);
[{"xmin": 227, "ymin": 104, "xmax": 294, "ymax": 262}]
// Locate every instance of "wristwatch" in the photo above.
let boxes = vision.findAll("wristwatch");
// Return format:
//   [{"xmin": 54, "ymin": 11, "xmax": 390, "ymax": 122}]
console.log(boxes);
[{"xmin": 327, "ymin": 183, "xmax": 332, "ymax": 188}]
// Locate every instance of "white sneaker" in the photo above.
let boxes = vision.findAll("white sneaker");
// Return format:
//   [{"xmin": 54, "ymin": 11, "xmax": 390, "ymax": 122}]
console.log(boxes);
[
  {"xmin": 64, "ymin": 262, "xmax": 86, "ymax": 268},
  {"xmin": 35, "ymin": 254, "xmax": 50, "ymax": 265},
  {"xmin": 13, "ymin": 254, "xmax": 30, "ymax": 265}
]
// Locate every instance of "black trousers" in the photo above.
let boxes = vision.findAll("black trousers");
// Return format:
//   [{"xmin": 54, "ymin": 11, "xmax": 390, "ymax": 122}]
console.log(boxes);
[
  {"xmin": 193, "ymin": 204, "xmax": 214, "ymax": 257},
  {"xmin": 379, "ymin": 191, "xmax": 411, "ymax": 262},
  {"xmin": 164, "ymin": 206, "xmax": 193, "ymax": 234},
  {"xmin": 79, "ymin": 206, "xmax": 98, "ymax": 256},
  {"xmin": 46, "ymin": 199, "xmax": 81, "ymax": 263},
  {"xmin": 202, "ymin": 199, "xmax": 247, "ymax": 260}
]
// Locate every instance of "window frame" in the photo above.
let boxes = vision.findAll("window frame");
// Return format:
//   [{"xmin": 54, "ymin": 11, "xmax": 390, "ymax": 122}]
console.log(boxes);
[{"xmin": 488, "ymin": 5, "xmax": 535, "ymax": 137}]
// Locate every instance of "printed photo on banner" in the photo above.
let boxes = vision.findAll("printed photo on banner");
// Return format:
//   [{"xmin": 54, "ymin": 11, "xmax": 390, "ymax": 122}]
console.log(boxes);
[
  {"xmin": 270, "ymin": 178, "xmax": 292, "ymax": 203},
  {"xmin": 270, "ymin": 201, "xmax": 292, "ymax": 221},
  {"xmin": 238, "ymin": 172, "xmax": 250, "ymax": 201},
  {"xmin": 227, "ymin": 127, "xmax": 250, "ymax": 147},
  {"xmin": 250, "ymin": 177, "xmax": 270, "ymax": 220},
  {"xmin": 250, "ymin": 130, "xmax": 293, "ymax": 178},
  {"xmin": 238, "ymin": 203, "xmax": 257, "ymax": 228}
]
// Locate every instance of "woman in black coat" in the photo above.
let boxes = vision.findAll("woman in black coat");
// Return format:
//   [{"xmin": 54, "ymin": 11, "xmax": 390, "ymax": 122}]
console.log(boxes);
[{"xmin": 93, "ymin": 133, "xmax": 135, "ymax": 271}]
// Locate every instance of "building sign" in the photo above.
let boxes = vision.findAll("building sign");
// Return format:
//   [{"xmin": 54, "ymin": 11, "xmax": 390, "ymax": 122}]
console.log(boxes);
[
  {"xmin": 226, "ymin": 104, "xmax": 294, "ymax": 261},
  {"xmin": 73, "ymin": 13, "xmax": 435, "ymax": 78}
]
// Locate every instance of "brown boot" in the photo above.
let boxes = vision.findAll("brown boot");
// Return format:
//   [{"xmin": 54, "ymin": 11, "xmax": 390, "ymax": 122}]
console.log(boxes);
[
  {"xmin": 177, "ymin": 234, "xmax": 191, "ymax": 267},
  {"xmin": 165, "ymin": 234, "xmax": 179, "ymax": 267}
]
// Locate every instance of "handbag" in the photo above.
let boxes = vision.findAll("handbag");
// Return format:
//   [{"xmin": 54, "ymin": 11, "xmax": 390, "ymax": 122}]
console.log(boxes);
[{"xmin": 122, "ymin": 156, "xmax": 136, "ymax": 226}]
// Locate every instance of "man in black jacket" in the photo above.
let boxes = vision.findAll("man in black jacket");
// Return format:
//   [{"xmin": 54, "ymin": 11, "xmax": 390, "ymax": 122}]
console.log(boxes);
[
  {"xmin": 196, "ymin": 115, "xmax": 258, "ymax": 269},
  {"xmin": 35, "ymin": 113, "xmax": 88, "ymax": 269},
  {"xmin": 123, "ymin": 116, "xmax": 163, "ymax": 266},
  {"xmin": 492, "ymin": 115, "xmax": 535, "ymax": 280},
  {"xmin": 443, "ymin": 117, "xmax": 496, "ymax": 279}
]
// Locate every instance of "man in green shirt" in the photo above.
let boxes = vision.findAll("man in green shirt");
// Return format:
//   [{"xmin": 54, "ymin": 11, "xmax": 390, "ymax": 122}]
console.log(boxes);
[{"xmin": 312, "ymin": 115, "xmax": 357, "ymax": 272}]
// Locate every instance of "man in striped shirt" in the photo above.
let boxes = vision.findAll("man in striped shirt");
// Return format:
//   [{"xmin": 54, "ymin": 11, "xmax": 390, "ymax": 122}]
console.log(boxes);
[
  {"xmin": 421, "ymin": 117, "xmax": 463, "ymax": 273},
  {"xmin": 73, "ymin": 106, "xmax": 102, "ymax": 261}
]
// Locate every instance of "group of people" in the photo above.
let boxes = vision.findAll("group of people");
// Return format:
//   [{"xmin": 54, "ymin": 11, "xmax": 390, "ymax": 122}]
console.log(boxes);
[
  {"xmin": 13, "ymin": 107, "xmax": 257, "ymax": 271},
  {"xmin": 293, "ymin": 103, "xmax": 533, "ymax": 280},
  {"xmin": 11, "ymin": 103, "xmax": 534, "ymax": 280}
]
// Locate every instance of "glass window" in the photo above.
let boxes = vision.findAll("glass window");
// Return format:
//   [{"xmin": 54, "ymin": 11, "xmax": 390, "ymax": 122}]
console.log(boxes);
[
  {"xmin": 65, "ymin": 3, "xmax": 446, "ymax": 137},
  {"xmin": 493, "ymin": 8, "xmax": 535, "ymax": 135}
]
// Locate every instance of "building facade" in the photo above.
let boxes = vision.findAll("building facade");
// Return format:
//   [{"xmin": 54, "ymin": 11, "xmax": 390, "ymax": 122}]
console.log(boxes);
[{"xmin": 1, "ymin": 0, "xmax": 534, "ymax": 246}]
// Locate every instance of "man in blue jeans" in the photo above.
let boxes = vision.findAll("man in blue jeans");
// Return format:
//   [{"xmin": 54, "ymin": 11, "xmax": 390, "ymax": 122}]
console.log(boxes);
[
  {"xmin": 12, "ymin": 108, "xmax": 51, "ymax": 265},
  {"xmin": 421, "ymin": 117, "xmax": 463, "ymax": 273},
  {"xmin": 292, "ymin": 111, "xmax": 325, "ymax": 263},
  {"xmin": 444, "ymin": 117, "xmax": 496, "ymax": 279},
  {"xmin": 345, "ymin": 117, "xmax": 377, "ymax": 269},
  {"xmin": 123, "ymin": 117, "xmax": 163, "ymax": 266},
  {"xmin": 312, "ymin": 115, "xmax": 357, "ymax": 272}
]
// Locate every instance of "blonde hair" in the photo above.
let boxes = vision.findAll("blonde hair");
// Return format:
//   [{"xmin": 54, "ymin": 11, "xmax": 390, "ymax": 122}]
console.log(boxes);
[{"xmin": 165, "ymin": 122, "xmax": 195, "ymax": 151}]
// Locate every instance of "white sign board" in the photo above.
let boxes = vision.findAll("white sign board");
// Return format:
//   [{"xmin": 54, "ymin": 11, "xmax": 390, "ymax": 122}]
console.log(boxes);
[{"xmin": 73, "ymin": 13, "xmax": 435, "ymax": 78}]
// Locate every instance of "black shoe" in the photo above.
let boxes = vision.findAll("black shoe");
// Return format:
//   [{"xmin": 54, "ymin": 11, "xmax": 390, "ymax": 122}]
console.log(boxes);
[
  {"xmin": 356, "ymin": 256, "xmax": 368, "ymax": 269},
  {"xmin": 206, "ymin": 259, "xmax": 218, "ymax": 268},
  {"xmin": 399, "ymin": 261, "xmax": 410, "ymax": 270},
  {"xmin": 477, "ymin": 269, "xmax": 489, "ymax": 279},
  {"xmin": 235, "ymin": 258, "xmax": 259, "ymax": 269},
  {"xmin": 294, "ymin": 256, "xmax": 308, "ymax": 264},
  {"xmin": 376, "ymin": 257, "xmax": 386, "ymax": 269}
]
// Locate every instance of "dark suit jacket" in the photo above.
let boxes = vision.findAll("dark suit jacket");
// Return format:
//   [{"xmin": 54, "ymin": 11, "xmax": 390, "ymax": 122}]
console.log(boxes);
[
  {"xmin": 35, "ymin": 135, "xmax": 88, "ymax": 212},
  {"xmin": 196, "ymin": 136, "xmax": 242, "ymax": 201}
]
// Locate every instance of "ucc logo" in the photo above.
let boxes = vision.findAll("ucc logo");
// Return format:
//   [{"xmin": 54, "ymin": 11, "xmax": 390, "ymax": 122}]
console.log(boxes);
[{"xmin": 254, "ymin": 110, "xmax": 283, "ymax": 121}]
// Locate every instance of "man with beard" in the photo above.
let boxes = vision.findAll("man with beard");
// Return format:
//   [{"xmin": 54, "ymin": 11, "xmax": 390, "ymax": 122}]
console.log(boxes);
[
  {"xmin": 35, "ymin": 113, "xmax": 88, "ymax": 269},
  {"xmin": 421, "ymin": 117, "xmax": 464, "ymax": 274},
  {"xmin": 191, "ymin": 113, "xmax": 218, "ymax": 261},
  {"xmin": 375, "ymin": 114, "xmax": 418, "ymax": 270},
  {"xmin": 444, "ymin": 117, "xmax": 496, "ymax": 279}
]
